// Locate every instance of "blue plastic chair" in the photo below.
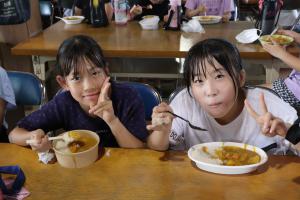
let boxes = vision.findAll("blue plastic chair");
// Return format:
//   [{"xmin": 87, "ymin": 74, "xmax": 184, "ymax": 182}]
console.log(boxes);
[
  {"xmin": 123, "ymin": 82, "xmax": 162, "ymax": 121},
  {"xmin": 7, "ymin": 71, "xmax": 45, "ymax": 106}
]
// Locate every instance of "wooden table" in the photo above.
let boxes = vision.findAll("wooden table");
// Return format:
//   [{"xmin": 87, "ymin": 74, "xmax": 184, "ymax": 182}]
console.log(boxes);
[
  {"xmin": 11, "ymin": 21, "xmax": 299, "ymax": 82},
  {"xmin": 0, "ymin": 143, "xmax": 299, "ymax": 200},
  {"xmin": 11, "ymin": 21, "xmax": 271, "ymax": 58}
]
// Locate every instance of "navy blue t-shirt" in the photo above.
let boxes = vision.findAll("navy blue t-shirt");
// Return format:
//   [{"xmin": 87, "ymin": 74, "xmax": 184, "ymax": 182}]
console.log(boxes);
[{"xmin": 17, "ymin": 81, "xmax": 148, "ymax": 147}]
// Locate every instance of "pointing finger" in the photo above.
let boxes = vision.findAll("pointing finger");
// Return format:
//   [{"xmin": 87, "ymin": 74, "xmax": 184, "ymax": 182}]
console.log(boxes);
[
  {"xmin": 259, "ymin": 93, "xmax": 268, "ymax": 114},
  {"xmin": 244, "ymin": 99, "xmax": 259, "ymax": 120},
  {"xmin": 99, "ymin": 77, "xmax": 111, "ymax": 102}
]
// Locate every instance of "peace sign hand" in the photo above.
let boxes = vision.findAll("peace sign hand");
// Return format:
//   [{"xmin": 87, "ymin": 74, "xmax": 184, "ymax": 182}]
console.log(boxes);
[
  {"xmin": 89, "ymin": 77, "xmax": 116, "ymax": 124},
  {"xmin": 244, "ymin": 93, "xmax": 287, "ymax": 137}
]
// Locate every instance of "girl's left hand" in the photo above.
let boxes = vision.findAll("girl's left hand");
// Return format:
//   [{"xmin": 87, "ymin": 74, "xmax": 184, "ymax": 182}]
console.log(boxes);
[
  {"xmin": 89, "ymin": 77, "xmax": 116, "ymax": 124},
  {"xmin": 244, "ymin": 93, "xmax": 287, "ymax": 137}
]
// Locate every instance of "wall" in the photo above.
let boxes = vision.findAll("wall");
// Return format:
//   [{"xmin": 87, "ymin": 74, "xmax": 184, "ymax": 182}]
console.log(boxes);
[{"xmin": 0, "ymin": 0, "xmax": 42, "ymax": 72}]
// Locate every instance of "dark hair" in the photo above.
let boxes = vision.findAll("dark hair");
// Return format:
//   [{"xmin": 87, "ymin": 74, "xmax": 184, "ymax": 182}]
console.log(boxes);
[
  {"xmin": 183, "ymin": 38, "xmax": 243, "ymax": 96},
  {"xmin": 56, "ymin": 35, "xmax": 107, "ymax": 77}
]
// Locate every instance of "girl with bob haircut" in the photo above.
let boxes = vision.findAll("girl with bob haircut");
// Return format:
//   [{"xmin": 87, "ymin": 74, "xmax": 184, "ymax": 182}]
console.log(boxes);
[
  {"xmin": 147, "ymin": 38, "xmax": 299, "ymax": 155},
  {"xmin": 9, "ymin": 35, "xmax": 149, "ymax": 152}
]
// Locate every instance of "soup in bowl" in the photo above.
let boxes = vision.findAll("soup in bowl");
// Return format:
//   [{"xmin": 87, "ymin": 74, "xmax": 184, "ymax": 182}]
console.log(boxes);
[{"xmin": 53, "ymin": 130, "xmax": 100, "ymax": 168}]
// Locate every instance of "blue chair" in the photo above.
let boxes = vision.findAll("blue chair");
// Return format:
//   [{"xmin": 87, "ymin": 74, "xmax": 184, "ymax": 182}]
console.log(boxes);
[
  {"xmin": 7, "ymin": 71, "xmax": 45, "ymax": 106},
  {"xmin": 6, "ymin": 71, "xmax": 45, "ymax": 132},
  {"xmin": 123, "ymin": 82, "xmax": 162, "ymax": 121}
]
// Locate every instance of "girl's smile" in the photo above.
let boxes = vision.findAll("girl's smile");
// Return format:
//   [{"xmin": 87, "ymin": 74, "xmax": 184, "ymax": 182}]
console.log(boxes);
[{"xmin": 83, "ymin": 91, "xmax": 100, "ymax": 101}]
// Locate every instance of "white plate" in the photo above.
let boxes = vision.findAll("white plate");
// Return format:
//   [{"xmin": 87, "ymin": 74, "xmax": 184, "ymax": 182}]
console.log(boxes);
[
  {"xmin": 188, "ymin": 142, "xmax": 268, "ymax": 175},
  {"xmin": 192, "ymin": 15, "xmax": 222, "ymax": 24},
  {"xmin": 62, "ymin": 16, "xmax": 85, "ymax": 25}
]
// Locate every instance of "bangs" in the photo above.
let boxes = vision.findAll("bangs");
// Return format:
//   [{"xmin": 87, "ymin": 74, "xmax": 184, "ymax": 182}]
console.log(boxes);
[
  {"xmin": 56, "ymin": 35, "xmax": 106, "ymax": 77},
  {"xmin": 183, "ymin": 39, "xmax": 243, "ymax": 96}
]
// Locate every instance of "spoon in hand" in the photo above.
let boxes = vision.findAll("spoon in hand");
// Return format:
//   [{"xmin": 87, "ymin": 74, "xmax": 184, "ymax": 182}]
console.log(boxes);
[
  {"xmin": 26, "ymin": 132, "xmax": 79, "ymax": 145},
  {"xmin": 166, "ymin": 111, "xmax": 207, "ymax": 131}
]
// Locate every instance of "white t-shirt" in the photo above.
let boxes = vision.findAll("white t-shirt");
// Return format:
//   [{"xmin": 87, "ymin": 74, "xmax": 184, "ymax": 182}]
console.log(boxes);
[{"xmin": 169, "ymin": 87, "xmax": 298, "ymax": 154}]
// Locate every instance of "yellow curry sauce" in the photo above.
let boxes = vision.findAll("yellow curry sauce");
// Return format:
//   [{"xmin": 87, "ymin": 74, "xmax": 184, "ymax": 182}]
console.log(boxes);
[
  {"xmin": 67, "ymin": 131, "xmax": 97, "ymax": 153},
  {"xmin": 202, "ymin": 145, "xmax": 261, "ymax": 166}
]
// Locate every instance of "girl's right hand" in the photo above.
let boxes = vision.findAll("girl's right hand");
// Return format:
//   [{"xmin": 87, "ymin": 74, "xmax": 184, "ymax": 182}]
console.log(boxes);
[
  {"xmin": 147, "ymin": 102, "xmax": 174, "ymax": 133},
  {"xmin": 29, "ymin": 129, "xmax": 52, "ymax": 152},
  {"xmin": 277, "ymin": 29, "xmax": 300, "ymax": 44}
]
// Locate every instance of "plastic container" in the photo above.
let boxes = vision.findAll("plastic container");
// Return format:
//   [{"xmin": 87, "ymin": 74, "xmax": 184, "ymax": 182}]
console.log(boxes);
[
  {"xmin": 53, "ymin": 130, "xmax": 100, "ymax": 168},
  {"xmin": 139, "ymin": 16, "xmax": 159, "ymax": 30},
  {"xmin": 114, "ymin": 0, "xmax": 128, "ymax": 25}
]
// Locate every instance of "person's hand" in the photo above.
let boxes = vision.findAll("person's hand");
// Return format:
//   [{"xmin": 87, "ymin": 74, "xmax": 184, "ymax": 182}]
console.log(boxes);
[
  {"xmin": 262, "ymin": 39, "xmax": 288, "ymax": 59},
  {"xmin": 130, "ymin": 5, "xmax": 143, "ymax": 16},
  {"xmin": 89, "ymin": 77, "xmax": 116, "ymax": 124},
  {"xmin": 222, "ymin": 13, "xmax": 230, "ymax": 23},
  {"xmin": 147, "ymin": 102, "xmax": 174, "ymax": 132},
  {"xmin": 29, "ymin": 129, "xmax": 52, "ymax": 152},
  {"xmin": 277, "ymin": 29, "xmax": 300, "ymax": 44},
  {"xmin": 196, "ymin": 4, "xmax": 206, "ymax": 15},
  {"xmin": 244, "ymin": 93, "xmax": 287, "ymax": 137}
]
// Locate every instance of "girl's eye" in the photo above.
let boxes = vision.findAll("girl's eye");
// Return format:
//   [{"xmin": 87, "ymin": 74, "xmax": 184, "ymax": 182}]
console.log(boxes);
[
  {"xmin": 193, "ymin": 79, "xmax": 203, "ymax": 84},
  {"xmin": 71, "ymin": 75, "xmax": 80, "ymax": 81},
  {"xmin": 215, "ymin": 74, "xmax": 224, "ymax": 79},
  {"xmin": 91, "ymin": 70, "xmax": 103, "ymax": 76}
]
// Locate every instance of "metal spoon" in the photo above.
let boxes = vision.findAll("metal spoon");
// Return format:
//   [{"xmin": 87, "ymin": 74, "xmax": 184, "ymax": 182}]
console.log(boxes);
[{"xmin": 167, "ymin": 111, "xmax": 207, "ymax": 131}]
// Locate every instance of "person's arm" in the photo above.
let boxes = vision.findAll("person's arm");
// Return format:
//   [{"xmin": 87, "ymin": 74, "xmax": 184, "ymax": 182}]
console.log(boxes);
[
  {"xmin": 129, "ymin": 5, "xmax": 143, "ymax": 19},
  {"xmin": 89, "ymin": 78, "xmax": 145, "ymax": 148},
  {"xmin": 146, "ymin": 102, "xmax": 173, "ymax": 151},
  {"xmin": 185, "ymin": 5, "xmax": 206, "ymax": 18},
  {"xmin": 222, "ymin": 11, "xmax": 231, "ymax": 22},
  {"xmin": 262, "ymin": 43, "xmax": 300, "ymax": 71},
  {"xmin": 107, "ymin": 117, "xmax": 145, "ymax": 148},
  {"xmin": 0, "ymin": 98, "xmax": 6, "ymax": 128},
  {"xmin": 9, "ymin": 128, "xmax": 52, "ymax": 152},
  {"xmin": 74, "ymin": 6, "xmax": 83, "ymax": 15},
  {"xmin": 9, "ymin": 127, "xmax": 34, "ymax": 146},
  {"xmin": 277, "ymin": 29, "xmax": 300, "ymax": 44}
]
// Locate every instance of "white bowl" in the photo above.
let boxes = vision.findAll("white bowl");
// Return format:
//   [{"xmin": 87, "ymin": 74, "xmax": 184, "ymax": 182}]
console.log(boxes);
[
  {"xmin": 188, "ymin": 142, "xmax": 268, "ymax": 175},
  {"xmin": 53, "ymin": 130, "xmax": 100, "ymax": 168},
  {"xmin": 62, "ymin": 16, "xmax": 85, "ymax": 25}
]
